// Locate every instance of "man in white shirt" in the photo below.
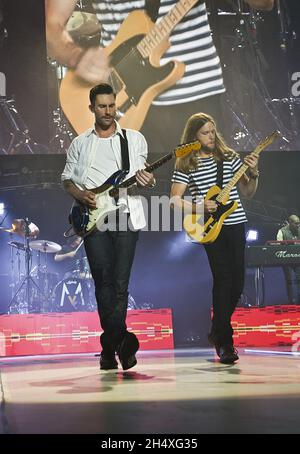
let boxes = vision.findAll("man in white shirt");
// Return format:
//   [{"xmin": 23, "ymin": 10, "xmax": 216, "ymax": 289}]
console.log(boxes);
[{"xmin": 61, "ymin": 83, "xmax": 155, "ymax": 370}]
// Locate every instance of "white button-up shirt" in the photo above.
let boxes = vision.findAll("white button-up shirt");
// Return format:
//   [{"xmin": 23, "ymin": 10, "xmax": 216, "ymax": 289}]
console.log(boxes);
[{"xmin": 61, "ymin": 121, "xmax": 148, "ymax": 230}]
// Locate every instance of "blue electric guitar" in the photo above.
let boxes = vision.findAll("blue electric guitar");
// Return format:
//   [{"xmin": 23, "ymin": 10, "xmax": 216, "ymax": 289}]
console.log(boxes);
[{"xmin": 69, "ymin": 141, "xmax": 200, "ymax": 237}]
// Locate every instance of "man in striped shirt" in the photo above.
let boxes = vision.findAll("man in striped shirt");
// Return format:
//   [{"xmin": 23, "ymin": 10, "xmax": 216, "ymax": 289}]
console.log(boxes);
[
  {"xmin": 171, "ymin": 112, "xmax": 259, "ymax": 364},
  {"xmin": 46, "ymin": 0, "xmax": 274, "ymax": 150}
]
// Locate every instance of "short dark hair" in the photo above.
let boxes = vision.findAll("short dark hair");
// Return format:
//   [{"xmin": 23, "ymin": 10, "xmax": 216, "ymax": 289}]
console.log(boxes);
[{"xmin": 89, "ymin": 83, "xmax": 116, "ymax": 105}]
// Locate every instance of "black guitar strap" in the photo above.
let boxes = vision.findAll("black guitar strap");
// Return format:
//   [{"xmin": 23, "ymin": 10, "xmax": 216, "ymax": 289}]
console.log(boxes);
[
  {"xmin": 119, "ymin": 129, "xmax": 130, "ymax": 171},
  {"xmin": 216, "ymin": 159, "xmax": 223, "ymax": 189},
  {"xmin": 145, "ymin": 0, "xmax": 161, "ymax": 22}
]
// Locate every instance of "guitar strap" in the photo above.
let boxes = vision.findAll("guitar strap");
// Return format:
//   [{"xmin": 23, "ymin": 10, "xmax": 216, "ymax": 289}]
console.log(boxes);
[
  {"xmin": 119, "ymin": 129, "xmax": 130, "ymax": 172},
  {"xmin": 216, "ymin": 159, "xmax": 223, "ymax": 189},
  {"xmin": 109, "ymin": 130, "xmax": 130, "ymax": 206},
  {"xmin": 145, "ymin": 0, "xmax": 161, "ymax": 22}
]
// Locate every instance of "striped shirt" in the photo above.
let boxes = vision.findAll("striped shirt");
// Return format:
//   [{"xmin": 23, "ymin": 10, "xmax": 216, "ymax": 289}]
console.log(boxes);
[
  {"xmin": 92, "ymin": 0, "xmax": 225, "ymax": 105},
  {"xmin": 172, "ymin": 156, "xmax": 247, "ymax": 225}
]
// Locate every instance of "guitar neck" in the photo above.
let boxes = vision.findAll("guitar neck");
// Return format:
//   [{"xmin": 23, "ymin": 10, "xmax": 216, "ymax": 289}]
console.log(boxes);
[
  {"xmin": 216, "ymin": 137, "xmax": 276, "ymax": 203},
  {"xmin": 216, "ymin": 163, "xmax": 249, "ymax": 203},
  {"xmin": 137, "ymin": 0, "xmax": 198, "ymax": 58},
  {"xmin": 109, "ymin": 151, "xmax": 174, "ymax": 197}
]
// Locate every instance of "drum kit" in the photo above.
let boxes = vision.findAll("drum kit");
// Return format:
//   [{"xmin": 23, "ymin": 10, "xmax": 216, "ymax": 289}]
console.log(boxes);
[{"xmin": 0, "ymin": 218, "xmax": 96, "ymax": 314}]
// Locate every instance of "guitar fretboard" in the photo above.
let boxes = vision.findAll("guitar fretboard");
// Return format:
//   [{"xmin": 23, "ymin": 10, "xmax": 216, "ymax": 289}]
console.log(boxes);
[
  {"xmin": 216, "ymin": 132, "xmax": 279, "ymax": 203},
  {"xmin": 137, "ymin": 0, "xmax": 198, "ymax": 58},
  {"xmin": 109, "ymin": 152, "xmax": 174, "ymax": 197}
]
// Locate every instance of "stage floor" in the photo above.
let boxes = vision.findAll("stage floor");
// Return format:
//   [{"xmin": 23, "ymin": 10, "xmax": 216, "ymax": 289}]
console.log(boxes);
[{"xmin": 1, "ymin": 348, "xmax": 300, "ymax": 434}]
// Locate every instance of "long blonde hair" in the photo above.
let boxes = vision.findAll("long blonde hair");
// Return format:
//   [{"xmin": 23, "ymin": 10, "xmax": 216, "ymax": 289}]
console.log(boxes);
[{"xmin": 175, "ymin": 113, "xmax": 238, "ymax": 173}]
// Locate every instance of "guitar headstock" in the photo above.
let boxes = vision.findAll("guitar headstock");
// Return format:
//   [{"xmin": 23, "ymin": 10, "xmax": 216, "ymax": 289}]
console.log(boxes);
[
  {"xmin": 174, "ymin": 140, "xmax": 201, "ymax": 158},
  {"xmin": 253, "ymin": 130, "xmax": 281, "ymax": 156}
]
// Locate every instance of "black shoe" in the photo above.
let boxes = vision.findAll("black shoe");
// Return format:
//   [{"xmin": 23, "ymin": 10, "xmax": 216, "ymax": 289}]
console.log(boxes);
[
  {"xmin": 117, "ymin": 332, "xmax": 139, "ymax": 371},
  {"xmin": 100, "ymin": 332, "xmax": 118, "ymax": 370},
  {"xmin": 219, "ymin": 345, "xmax": 239, "ymax": 364},
  {"xmin": 207, "ymin": 332, "xmax": 221, "ymax": 358},
  {"xmin": 100, "ymin": 353, "xmax": 118, "ymax": 370}
]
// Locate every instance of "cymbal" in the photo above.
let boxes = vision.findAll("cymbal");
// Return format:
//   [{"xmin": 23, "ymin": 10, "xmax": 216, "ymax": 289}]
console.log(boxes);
[
  {"xmin": 11, "ymin": 219, "xmax": 39, "ymax": 238},
  {"xmin": 8, "ymin": 241, "xmax": 26, "ymax": 251},
  {"xmin": 29, "ymin": 240, "xmax": 62, "ymax": 253}
]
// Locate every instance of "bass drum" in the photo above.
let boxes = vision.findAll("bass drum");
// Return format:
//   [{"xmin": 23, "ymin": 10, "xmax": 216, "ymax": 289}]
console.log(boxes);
[{"xmin": 51, "ymin": 278, "xmax": 92, "ymax": 312}]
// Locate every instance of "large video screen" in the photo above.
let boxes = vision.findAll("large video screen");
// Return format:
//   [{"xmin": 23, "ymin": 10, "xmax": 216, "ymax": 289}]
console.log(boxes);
[{"xmin": 0, "ymin": 0, "xmax": 299, "ymax": 155}]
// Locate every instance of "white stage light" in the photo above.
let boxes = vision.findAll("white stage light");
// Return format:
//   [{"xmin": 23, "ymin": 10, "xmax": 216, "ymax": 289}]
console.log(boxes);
[{"xmin": 246, "ymin": 229, "xmax": 259, "ymax": 242}]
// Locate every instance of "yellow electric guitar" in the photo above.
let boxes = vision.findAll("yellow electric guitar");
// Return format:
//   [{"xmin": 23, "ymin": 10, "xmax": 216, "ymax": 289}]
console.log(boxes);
[
  {"xmin": 183, "ymin": 131, "xmax": 280, "ymax": 244},
  {"xmin": 60, "ymin": 0, "xmax": 199, "ymax": 135},
  {"xmin": 70, "ymin": 140, "xmax": 200, "ymax": 237}
]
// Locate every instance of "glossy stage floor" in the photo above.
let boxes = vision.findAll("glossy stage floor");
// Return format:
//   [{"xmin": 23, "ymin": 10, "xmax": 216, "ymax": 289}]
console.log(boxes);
[{"xmin": 0, "ymin": 348, "xmax": 300, "ymax": 434}]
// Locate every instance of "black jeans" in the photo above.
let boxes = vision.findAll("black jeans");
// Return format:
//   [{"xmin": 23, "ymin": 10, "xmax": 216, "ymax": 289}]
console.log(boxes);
[
  {"xmin": 204, "ymin": 223, "xmax": 246, "ymax": 347},
  {"xmin": 282, "ymin": 266, "xmax": 300, "ymax": 304},
  {"xmin": 84, "ymin": 223, "xmax": 139, "ymax": 349}
]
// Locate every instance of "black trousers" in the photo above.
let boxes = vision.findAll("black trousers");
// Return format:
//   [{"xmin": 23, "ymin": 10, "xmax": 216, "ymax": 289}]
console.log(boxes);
[
  {"xmin": 282, "ymin": 266, "xmax": 300, "ymax": 304},
  {"xmin": 84, "ymin": 223, "xmax": 139, "ymax": 349},
  {"xmin": 204, "ymin": 223, "xmax": 246, "ymax": 347}
]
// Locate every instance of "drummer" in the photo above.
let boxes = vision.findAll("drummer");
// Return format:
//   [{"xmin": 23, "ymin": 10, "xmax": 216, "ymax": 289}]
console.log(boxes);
[{"xmin": 54, "ymin": 235, "xmax": 91, "ymax": 279}]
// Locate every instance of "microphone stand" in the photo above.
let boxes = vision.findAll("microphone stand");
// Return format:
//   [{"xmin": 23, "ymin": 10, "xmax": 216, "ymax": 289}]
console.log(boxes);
[{"xmin": 0, "ymin": 97, "xmax": 36, "ymax": 154}]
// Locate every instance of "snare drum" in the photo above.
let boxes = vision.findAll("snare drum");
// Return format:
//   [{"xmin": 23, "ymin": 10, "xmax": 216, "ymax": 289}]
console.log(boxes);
[{"xmin": 51, "ymin": 278, "xmax": 90, "ymax": 312}]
